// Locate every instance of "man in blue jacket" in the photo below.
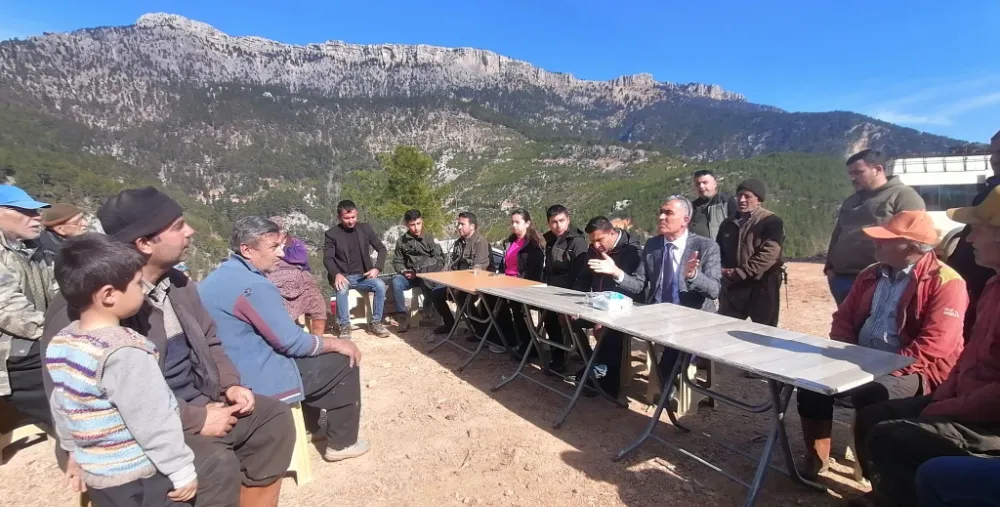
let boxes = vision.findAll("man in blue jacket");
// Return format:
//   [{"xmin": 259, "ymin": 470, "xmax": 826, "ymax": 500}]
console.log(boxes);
[{"xmin": 200, "ymin": 216, "xmax": 370, "ymax": 463}]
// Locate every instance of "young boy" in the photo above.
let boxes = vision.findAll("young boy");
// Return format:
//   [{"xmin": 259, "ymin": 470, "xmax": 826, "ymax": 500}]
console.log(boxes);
[{"xmin": 46, "ymin": 233, "xmax": 198, "ymax": 506}]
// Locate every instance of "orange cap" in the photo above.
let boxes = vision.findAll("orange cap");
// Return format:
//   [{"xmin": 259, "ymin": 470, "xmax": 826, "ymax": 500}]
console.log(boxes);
[{"xmin": 862, "ymin": 210, "xmax": 938, "ymax": 245}]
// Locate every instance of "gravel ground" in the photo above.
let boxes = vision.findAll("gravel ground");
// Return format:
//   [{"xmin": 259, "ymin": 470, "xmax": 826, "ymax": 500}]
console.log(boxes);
[{"xmin": 0, "ymin": 262, "xmax": 869, "ymax": 507}]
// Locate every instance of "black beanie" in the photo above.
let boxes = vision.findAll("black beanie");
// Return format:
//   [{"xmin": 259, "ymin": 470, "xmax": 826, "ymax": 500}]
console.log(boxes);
[
  {"xmin": 98, "ymin": 187, "xmax": 184, "ymax": 244},
  {"xmin": 736, "ymin": 179, "xmax": 767, "ymax": 202}
]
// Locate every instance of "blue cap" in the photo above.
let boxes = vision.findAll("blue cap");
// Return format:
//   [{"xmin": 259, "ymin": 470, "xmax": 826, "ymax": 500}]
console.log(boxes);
[{"xmin": 0, "ymin": 185, "xmax": 49, "ymax": 210}]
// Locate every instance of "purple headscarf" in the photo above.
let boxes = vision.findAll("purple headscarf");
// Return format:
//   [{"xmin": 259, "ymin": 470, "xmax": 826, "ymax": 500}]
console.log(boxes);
[{"xmin": 271, "ymin": 216, "xmax": 311, "ymax": 271}]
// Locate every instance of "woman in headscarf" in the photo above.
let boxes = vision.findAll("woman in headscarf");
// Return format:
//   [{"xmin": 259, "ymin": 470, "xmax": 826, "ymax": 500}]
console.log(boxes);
[{"xmin": 267, "ymin": 216, "xmax": 328, "ymax": 335}]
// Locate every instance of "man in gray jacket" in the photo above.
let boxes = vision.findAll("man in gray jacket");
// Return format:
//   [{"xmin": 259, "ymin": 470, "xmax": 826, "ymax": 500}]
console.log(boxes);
[
  {"xmin": 616, "ymin": 195, "xmax": 722, "ymax": 387},
  {"xmin": 825, "ymin": 149, "xmax": 925, "ymax": 303},
  {"xmin": 690, "ymin": 170, "xmax": 738, "ymax": 242}
]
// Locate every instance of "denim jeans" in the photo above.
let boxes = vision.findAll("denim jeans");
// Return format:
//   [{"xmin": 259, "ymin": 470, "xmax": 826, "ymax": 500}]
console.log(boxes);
[
  {"xmin": 828, "ymin": 274, "xmax": 855, "ymax": 306},
  {"xmin": 334, "ymin": 274, "xmax": 386, "ymax": 326},
  {"xmin": 391, "ymin": 274, "xmax": 432, "ymax": 314},
  {"xmin": 916, "ymin": 456, "xmax": 1000, "ymax": 507}
]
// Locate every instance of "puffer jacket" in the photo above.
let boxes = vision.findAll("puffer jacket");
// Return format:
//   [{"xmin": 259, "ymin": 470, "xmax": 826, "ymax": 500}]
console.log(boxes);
[{"xmin": 573, "ymin": 228, "xmax": 644, "ymax": 301}]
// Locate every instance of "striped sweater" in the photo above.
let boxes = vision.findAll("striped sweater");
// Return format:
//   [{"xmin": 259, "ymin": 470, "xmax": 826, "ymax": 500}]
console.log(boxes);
[{"xmin": 46, "ymin": 324, "xmax": 173, "ymax": 488}]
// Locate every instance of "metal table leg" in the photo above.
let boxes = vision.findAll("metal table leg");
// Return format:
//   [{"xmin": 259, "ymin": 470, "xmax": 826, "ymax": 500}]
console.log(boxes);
[
  {"xmin": 428, "ymin": 287, "xmax": 473, "ymax": 353},
  {"xmin": 457, "ymin": 294, "xmax": 513, "ymax": 372},
  {"xmin": 553, "ymin": 324, "xmax": 628, "ymax": 429},
  {"xmin": 615, "ymin": 351, "xmax": 691, "ymax": 461}
]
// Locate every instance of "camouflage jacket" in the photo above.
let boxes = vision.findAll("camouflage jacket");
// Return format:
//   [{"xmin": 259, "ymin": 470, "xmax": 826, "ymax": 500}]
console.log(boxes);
[{"xmin": 0, "ymin": 231, "xmax": 57, "ymax": 396}]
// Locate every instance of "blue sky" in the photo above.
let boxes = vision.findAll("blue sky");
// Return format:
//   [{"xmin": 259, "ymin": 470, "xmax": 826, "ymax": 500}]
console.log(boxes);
[{"xmin": 1, "ymin": 0, "xmax": 997, "ymax": 143}]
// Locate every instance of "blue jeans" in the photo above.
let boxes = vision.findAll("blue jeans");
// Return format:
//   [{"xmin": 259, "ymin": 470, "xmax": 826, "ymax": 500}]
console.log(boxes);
[
  {"xmin": 334, "ymin": 274, "xmax": 386, "ymax": 326},
  {"xmin": 916, "ymin": 456, "xmax": 1000, "ymax": 506},
  {"xmin": 391, "ymin": 274, "xmax": 432, "ymax": 314},
  {"xmin": 828, "ymin": 274, "xmax": 855, "ymax": 305}
]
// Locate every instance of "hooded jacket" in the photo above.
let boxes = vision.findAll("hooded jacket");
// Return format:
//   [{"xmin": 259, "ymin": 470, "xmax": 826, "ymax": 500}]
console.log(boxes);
[
  {"xmin": 573, "ymin": 228, "xmax": 644, "ymax": 301},
  {"xmin": 543, "ymin": 227, "xmax": 589, "ymax": 289},
  {"xmin": 826, "ymin": 176, "xmax": 926, "ymax": 276},
  {"xmin": 830, "ymin": 252, "xmax": 967, "ymax": 394}
]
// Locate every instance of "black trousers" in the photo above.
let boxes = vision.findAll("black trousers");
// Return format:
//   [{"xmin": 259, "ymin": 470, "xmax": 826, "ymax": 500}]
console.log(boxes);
[
  {"xmin": 719, "ymin": 270, "xmax": 782, "ymax": 326},
  {"xmin": 480, "ymin": 295, "xmax": 529, "ymax": 350},
  {"xmin": 295, "ymin": 353, "xmax": 361, "ymax": 450},
  {"xmin": 88, "ymin": 474, "xmax": 191, "ymax": 507},
  {"xmin": 588, "ymin": 327, "xmax": 628, "ymax": 397},
  {"xmin": 182, "ymin": 395, "xmax": 294, "ymax": 507},
  {"xmin": 797, "ymin": 373, "xmax": 922, "ymax": 421},
  {"xmin": 857, "ymin": 395, "xmax": 1000, "ymax": 507},
  {"xmin": 3, "ymin": 346, "xmax": 51, "ymax": 429},
  {"xmin": 431, "ymin": 288, "xmax": 491, "ymax": 337}
]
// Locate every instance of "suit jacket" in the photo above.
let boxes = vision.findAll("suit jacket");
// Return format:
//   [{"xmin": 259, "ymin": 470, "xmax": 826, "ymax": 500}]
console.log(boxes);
[
  {"xmin": 618, "ymin": 232, "xmax": 722, "ymax": 311},
  {"xmin": 323, "ymin": 223, "xmax": 387, "ymax": 282}
]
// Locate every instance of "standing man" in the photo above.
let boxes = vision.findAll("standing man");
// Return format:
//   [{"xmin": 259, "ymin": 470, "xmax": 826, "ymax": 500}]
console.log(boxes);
[
  {"xmin": 616, "ymin": 195, "xmax": 722, "ymax": 385},
  {"xmin": 200, "ymin": 217, "xmax": 369, "ymax": 463},
  {"xmin": 826, "ymin": 149, "xmax": 925, "ymax": 304},
  {"xmin": 37, "ymin": 203, "xmax": 86, "ymax": 256},
  {"xmin": 391, "ymin": 209, "xmax": 445, "ymax": 332},
  {"xmin": 946, "ymin": 129, "xmax": 1000, "ymax": 341},
  {"xmin": 541, "ymin": 204, "xmax": 589, "ymax": 373},
  {"xmin": 42, "ymin": 187, "xmax": 295, "ymax": 507},
  {"xmin": 0, "ymin": 185, "xmax": 56, "ymax": 428},
  {"xmin": 323, "ymin": 200, "xmax": 390, "ymax": 339},
  {"xmin": 430, "ymin": 212, "xmax": 491, "ymax": 335},
  {"xmin": 718, "ymin": 179, "xmax": 785, "ymax": 327},
  {"xmin": 690, "ymin": 170, "xmax": 738, "ymax": 242},
  {"xmin": 570, "ymin": 216, "xmax": 643, "ymax": 397}
]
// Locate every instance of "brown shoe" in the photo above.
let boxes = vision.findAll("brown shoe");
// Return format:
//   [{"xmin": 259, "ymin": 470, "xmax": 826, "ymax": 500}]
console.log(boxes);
[
  {"xmin": 800, "ymin": 417, "xmax": 832, "ymax": 479},
  {"xmin": 369, "ymin": 322, "xmax": 391, "ymax": 337}
]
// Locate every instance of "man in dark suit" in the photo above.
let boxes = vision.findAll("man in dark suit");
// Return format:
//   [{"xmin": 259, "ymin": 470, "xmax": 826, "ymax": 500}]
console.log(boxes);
[
  {"xmin": 323, "ymin": 200, "xmax": 390, "ymax": 338},
  {"xmin": 616, "ymin": 195, "xmax": 722, "ymax": 387}
]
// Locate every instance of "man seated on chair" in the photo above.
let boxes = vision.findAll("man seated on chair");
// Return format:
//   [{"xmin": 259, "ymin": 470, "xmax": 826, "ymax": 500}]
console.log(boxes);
[
  {"xmin": 795, "ymin": 210, "xmax": 967, "ymax": 485},
  {"xmin": 616, "ymin": 196, "xmax": 721, "ymax": 392},
  {"xmin": 323, "ymin": 200, "xmax": 390, "ymax": 339},
  {"xmin": 567, "ymin": 216, "xmax": 644, "ymax": 398},
  {"xmin": 200, "ymin": 217, "xmax": 370, "ymax": 464},
  {"xmin": 849, "ymin": 188, "xmax": 1000, "ymax": 507},
  {"xmin": 430, "ymin": 212, "xmax": 492, "ymax": 335},
  {"xmin": 390, "ymin": 209, "xmax": 445, "ymax": 333}
]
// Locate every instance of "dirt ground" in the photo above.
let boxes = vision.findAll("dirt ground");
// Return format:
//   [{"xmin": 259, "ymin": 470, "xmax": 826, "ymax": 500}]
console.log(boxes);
[{"xmin": 0, "ymin": 262, "xmax": 872, "ymax": 507}]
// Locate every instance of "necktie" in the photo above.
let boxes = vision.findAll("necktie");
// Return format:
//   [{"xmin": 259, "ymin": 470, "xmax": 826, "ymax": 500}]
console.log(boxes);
[{"xmin": 659, "ymin": 243, "xmax": 680, "ymax": 304}]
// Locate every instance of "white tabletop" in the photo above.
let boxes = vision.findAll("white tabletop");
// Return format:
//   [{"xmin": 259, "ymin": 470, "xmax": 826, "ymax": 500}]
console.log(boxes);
[{"xmin": 479, "ymin": 285, "xmax": 915, "ymax": 396}]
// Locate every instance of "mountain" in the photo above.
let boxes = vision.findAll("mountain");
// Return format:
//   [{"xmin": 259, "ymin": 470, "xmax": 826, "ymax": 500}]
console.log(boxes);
[{"xmin": 0, "ymin": 14, "xmax": 970, "ymax": 274}]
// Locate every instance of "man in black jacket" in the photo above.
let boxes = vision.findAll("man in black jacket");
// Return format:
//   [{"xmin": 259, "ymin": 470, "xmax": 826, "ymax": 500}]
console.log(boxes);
[
  {"xmin": 541, "ymin": 205, "xmax": 589, "ymax": 372},
  {"xmin": 323, "ymin": 200, "xmax": 390, "ymax": 338},
  {"xmin": 568, "ymin": 216, "xmax": 643, "ymax": 397},
  {"xmin": 946, "ymin": 129, "xmax": 1000, "ymax": 342},
  {"xmin": 431, "ymin": 211, "xmax": 492, "ymax": 334},
  {"xmin": 390, "ymin": 209, "xmax": 445, "ymax": 332}
]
